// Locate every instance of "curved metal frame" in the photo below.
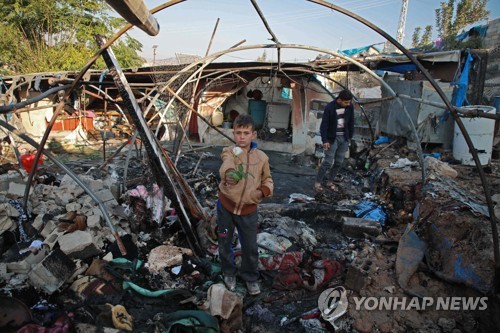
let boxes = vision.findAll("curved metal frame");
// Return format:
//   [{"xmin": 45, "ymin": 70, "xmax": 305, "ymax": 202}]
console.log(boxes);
[
  {"xmin": 147, "ymin": 43, "xmax": 423, "ymax": 176},
  {"xmin": 306, "ymin": 0, "xmax": 499, "ymax": 287},
  {"xmin": 0, "ymin": 0, "xmax": 496, "ymax": 288}
]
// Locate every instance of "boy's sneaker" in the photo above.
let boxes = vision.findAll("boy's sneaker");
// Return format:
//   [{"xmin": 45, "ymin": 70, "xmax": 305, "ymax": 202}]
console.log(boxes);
[
  {"xmin": 224, "ymin": 275, "xmax": 236, "ymax": 291},
  {"xmin": 246, "ymin": 281, "xmax": 261, "ymax": 295}
]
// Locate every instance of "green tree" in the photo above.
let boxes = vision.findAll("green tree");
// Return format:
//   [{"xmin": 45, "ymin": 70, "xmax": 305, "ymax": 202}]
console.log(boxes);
[
  {"xmin": 0, "ymin": 0, "xmax": 143, "ymax": 74},
  {"xmin": 411, "ymin": 25, "xmax": 433, "ymax": 49},
  {"xmin": 411, "ymin": 0, "xmax": 489, "ymax": 50},
  {"xmin": 412, "ymin": 27, "xmax": 422, "ymax": 48},
  {"xmin": 421, "ymin": 26, "xmax": 433, "ymax": 47},
  {"xmin": 436, "ymin": 0, "xmax": 489, "ymax": 38}
]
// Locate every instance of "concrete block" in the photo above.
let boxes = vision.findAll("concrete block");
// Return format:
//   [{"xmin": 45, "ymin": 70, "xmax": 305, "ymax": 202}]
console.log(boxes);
[
  {"xmin": 28, "ymin": 248, "xmax": 76, "ymax": 294},
  {"xmin": 32, "ymin": 214, "xmax": 45, "ymax": 231},
  {"xmin": 40, "ymin": 220, "xmax": 57, "ymax": 238},
  {"xmin": 78, "ymin": 195, "xmax": 95, "ymax": 211},
  {"xmin": 58, "ymin": 230, "xmax": 101, "ymax": 259},
  {"xmin": 2, "ymin": 203, "xmax": 19, "ymax": 217},
  {"xmin": 7, "ymin": 246, "xmax": 49, "ymax": 274},
  {"xmin": 345, "ymin": 258, "xmax": 373, "ymax": 292},
  {"xmin": 31, "ymin": 200, "xmax": 64, "ymax": 216},
  {"xmin": 0, "ymin": 174, "xmax": 10, "ymax": 191},
  {"xmin": 0, "ymin": 263, "xmax": 11, "ymax": 280},
  {"xmin": 110, "ymin": 184, "xmax": 121, "ymax": 201},
  {"xmin": 95, "ymin": 189, "xmax": 118, "ymax": 205},
  {"xmin": 34, "ymin": 184, "xmax": 57, "ymax": 200},
  {"xmin": 44, "ymin": 227, "xmax": 66, "ymax": 249},
  {"xmin": 54, "ymin": 187, "xmax": 84, "ymax": 206},
  {"xmin": 59, "ymin": 174, "xmax": 76, "ymax": 188},
  {"xmin": 8, "ymin": 182, "xmax": 30, "ymax": 198},
  {"xmin": 88, "ymin": 179, "xmax": 104, "ymax": 192},
  {"xmin": 64, "ymin": 174, "xmax": 105, "ymax": 192},
  {"xmin": 87, "ymin": 214, "xmax": 102, "ymax": 228},
  {"xmin": 0, "ymin": 215, "xmax": 15, "ymax": 234},
  {"xmin": 66, "ymin": 202, "xmax": 82, "ymax": 212},
  {"xmin": 0, "ymin": 172, "xmax": 23, "ymax": 192},
  {"xmin": 342, "ymin": 217, "xmax": 382, "ymax": 238},
  {"xmin": 147, "ymin": 245, "xmax": 193, "ymax": 273},
  {"xmin": 7, "ymin": 261, "xmax": 31, "ymax": 273},
  {"xmin": 104, "ymin": 201, "xmax": 118, "ymax": 213},
  {"xmin": 91, "ymin": 207, "xmax": 103, "ymax": 218},
  {"xmin": 24, "ymin": 246, "xmax": 50, "ymax": 266}
]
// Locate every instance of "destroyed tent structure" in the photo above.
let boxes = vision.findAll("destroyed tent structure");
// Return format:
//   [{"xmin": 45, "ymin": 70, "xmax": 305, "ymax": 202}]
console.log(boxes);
[
  {"xmin": 1, "ymin": 0, "xmax": 500, "ymax": 332},
  {"xmin": 0, "ymin": 49, "xmax": 492, "ymax": 157}
]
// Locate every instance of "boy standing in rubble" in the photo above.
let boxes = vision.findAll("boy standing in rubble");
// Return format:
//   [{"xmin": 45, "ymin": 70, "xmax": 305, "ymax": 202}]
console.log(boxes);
[{"xmin": 217, "ymin": 114, "xmax": 274, "ymax": 295}]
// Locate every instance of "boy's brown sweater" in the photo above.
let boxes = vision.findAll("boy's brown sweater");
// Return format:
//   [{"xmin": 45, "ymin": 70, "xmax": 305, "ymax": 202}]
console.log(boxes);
[{"xmin": 218, "ymin": 144, "xmax": 273, "ymax": 215}]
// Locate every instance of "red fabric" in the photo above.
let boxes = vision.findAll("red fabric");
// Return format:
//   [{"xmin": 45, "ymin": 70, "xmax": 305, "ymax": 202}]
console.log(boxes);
[
  {"xmin": 17, "ymin": 314, "xmax": 73, "ymax": 333},
  {"xmin": 20, "ymin": 154, "xmax": 43, "ymax": 172},
  {"xmin": 259, "ymin": 252, "xmax": 303, "ymax": 271},
  {"xmin": 272, "ymin": 267, "xmax": 303, "ymax": 290},
  {"xmin": 302, "ymin": 309, "xmax": 321, "ymax": 320},
  {"xmin": 303, "ymin": 259, "xmax": 342, "ymax": 290}
]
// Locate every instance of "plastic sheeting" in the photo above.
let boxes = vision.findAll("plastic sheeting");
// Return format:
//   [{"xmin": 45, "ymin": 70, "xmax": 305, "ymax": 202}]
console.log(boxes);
[{"xmin": 352, "ymin": 201, "xmax": 388, "ymax": 226}]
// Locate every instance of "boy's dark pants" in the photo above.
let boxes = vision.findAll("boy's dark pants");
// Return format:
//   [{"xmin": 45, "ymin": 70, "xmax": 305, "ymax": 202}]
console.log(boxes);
[{"xmin": 217, "ymin": 201, "xmax": 259, "ymax": 282}]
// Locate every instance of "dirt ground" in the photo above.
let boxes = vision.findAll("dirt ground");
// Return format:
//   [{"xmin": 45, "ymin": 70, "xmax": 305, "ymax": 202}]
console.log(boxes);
[
  {"xmin": 174, "ymin": 142, "xmax": 500, "ymax": 333},
  {"xmin": 1, "ymin": 140, "xmax": 500, "ymax": 332}
]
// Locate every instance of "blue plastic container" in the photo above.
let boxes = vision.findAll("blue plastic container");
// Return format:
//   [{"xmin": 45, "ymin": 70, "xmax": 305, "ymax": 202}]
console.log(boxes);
[
  {"xmin": 494, "ymin": 96, "xmax": 500, "ymax": 114},
  {"xmin": 248, "ymin": 100, "xmax": 267, "ymax": 129},
  {"xmin": 374, "ymin": 136, "xmax": 390, "ymax": 145}
]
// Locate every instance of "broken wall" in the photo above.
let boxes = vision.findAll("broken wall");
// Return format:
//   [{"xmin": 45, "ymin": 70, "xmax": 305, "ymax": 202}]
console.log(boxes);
[
  {"xmin": 380, "ymin": 79, "xmax": 454, "ymax": 147},
  {"xmin": 483, "ymin": 17, "xmax": 500, "ymax": 104},
  {"xmin": 18, "ymin": 95, "xmax": 53, "ymax": 138},
  {"xmin": 199, "ymin": 76, "xmax": 332, "ymax": 155}
]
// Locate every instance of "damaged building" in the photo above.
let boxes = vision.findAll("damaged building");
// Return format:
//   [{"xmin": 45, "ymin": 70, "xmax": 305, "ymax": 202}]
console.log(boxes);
[{"xmin": 1, "ymin": 1, "xmax": 500, "ymax": 333}]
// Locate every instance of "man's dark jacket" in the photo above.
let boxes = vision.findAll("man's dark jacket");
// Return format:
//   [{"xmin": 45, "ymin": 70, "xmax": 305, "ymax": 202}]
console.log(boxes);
[{"xmin": 320, "ymin": 98, "xmax": 354, "ymax": 144}]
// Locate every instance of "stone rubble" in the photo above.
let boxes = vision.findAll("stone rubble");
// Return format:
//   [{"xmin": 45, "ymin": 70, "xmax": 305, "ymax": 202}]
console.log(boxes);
[{"xmin": 0, "ymin": 142, "xmax": 498, "ymax": 332}]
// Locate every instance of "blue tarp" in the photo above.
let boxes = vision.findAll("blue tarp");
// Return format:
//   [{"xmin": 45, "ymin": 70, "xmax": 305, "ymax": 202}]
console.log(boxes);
[
  {"xmin": 340, "ymin": 45, "xmax": 373, "ymax": 56},
  {"xmin": 378, "ymin": 64, "xmax": 417, "ymax": 74},
  {"xmin": 428, "ymin": 223, "xmax": 489, "ymax": 293},
  {"xmin": 353, "ymin": 201, "xmax": 388, "ymax": 226},
  {"xmin": 456, "ymin": 24, "xmax": 488, "ymax": 42},
  {"xmin": 441, "ymin": 49, "xmax": 473, "ymax": 122},
  {"xmin": 451, "ymin": 49, "xmax": 473, "ymax": 108},
  {"xmin": 396, "ymin": 226, "xmax": 427, "ymax": 288}
]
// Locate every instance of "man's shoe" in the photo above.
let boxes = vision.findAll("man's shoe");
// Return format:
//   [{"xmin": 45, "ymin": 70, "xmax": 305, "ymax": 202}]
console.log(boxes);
[
  {"xmin": 224, "ymin": 275, "xmax": 236, "ymax": 291},
  {"xmin": 246, "ymin": 281, "xmax": 261, "ymax": 295}
]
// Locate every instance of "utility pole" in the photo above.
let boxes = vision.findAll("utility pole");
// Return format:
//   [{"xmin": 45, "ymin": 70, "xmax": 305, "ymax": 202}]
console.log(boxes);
[
  {"xmin": 384, "ymin": 0, "xmax": 409, "ymax": 53},
  {"xmin": 152, "ymin": 45, "xmax": 158, "ymax": 66}
]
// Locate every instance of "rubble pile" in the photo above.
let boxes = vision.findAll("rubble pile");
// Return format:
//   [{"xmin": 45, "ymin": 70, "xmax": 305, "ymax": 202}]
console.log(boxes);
[{"xmin": 0, "ymin": 140, "xmax": 499, "ymax": 332}]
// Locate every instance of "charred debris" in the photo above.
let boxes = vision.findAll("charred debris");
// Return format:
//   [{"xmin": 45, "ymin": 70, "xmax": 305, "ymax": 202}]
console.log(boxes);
[{"xmin": 0, "ymin": 2, "xmax": 500, "ymax": 333}]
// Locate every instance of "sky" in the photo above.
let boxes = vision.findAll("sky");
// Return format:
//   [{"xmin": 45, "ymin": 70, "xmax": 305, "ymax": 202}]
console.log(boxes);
[{"xmin": 126, "ymin": 0, "xmax": 500, "ymax": 63}]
